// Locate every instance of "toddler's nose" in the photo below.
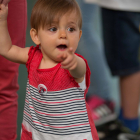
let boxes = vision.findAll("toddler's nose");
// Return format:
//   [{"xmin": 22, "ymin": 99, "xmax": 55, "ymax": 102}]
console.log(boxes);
[{"xmin": 59, "ymin": 30, "xmax": 67, "ymax": 39}]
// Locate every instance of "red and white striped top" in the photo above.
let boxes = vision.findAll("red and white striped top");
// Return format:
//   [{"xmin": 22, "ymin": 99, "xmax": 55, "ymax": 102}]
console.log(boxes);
[{"xmin": 21, "ymin": 46, "xmax": 99, "ymax": 140}]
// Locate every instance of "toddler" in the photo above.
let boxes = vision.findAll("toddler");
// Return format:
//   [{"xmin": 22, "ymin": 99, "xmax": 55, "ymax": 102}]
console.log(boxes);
[{"xmin": 0, "ymin": 0, "xmax": 99, "ymax": 140}]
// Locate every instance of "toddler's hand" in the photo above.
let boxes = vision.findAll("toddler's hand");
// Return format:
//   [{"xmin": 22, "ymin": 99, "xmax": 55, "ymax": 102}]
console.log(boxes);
[
  {"xmin": 0, "ymin": 4, "xmax": 8, "ymax": 22},
  {"xmin": 0, "ymin": 0, "xmax": 10, "ymax": 6},
  {"xmin": 58, "ymin": 48, "xmax": 77, "ymax": 71}
]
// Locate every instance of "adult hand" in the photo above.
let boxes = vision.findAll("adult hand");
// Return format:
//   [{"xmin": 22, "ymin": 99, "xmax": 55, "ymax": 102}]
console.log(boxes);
[{"xmin": 0, "ymin": 0, "xmax": 10, "ymax": 6}]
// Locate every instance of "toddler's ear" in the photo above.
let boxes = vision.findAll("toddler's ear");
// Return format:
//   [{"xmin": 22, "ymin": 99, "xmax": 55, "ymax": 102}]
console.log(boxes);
[
  {"xmin": 30, "ymin": 28, "xmax": 40, "ymax": 45},
  {"xmin": 79, "ymin": 30, "xmax": 82, "ymax": 41}
]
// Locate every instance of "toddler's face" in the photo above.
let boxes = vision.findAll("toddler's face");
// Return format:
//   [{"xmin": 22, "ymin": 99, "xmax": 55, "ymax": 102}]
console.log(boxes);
[{"xmin": 37, "ymin": 10, "xmax": 82, "ymax": 62}]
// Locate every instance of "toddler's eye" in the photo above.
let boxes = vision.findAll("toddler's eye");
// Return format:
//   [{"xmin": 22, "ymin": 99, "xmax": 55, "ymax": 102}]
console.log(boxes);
[
  {"xmin": 68, "ymin": 28, "xmax": 75, "ymax": 32},
  {"xmin": 49, "ymin": 27, "xmax": 57, "ymax": 32}
]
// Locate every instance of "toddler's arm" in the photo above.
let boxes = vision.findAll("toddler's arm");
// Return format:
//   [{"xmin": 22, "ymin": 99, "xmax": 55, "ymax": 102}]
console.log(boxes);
[
  {"xmin": 58, "ymin": 48, "xmax": 86, "ymax": 83},
  {"xmin": 0, "ymin": 4, "xmax": 29, "ymax": 64}
]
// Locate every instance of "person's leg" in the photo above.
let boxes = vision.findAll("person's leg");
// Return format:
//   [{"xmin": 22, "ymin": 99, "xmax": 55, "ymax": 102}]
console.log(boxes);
[
  {"xmin": 120, "ymin": 72, "xmax": 140, "ymax": 119},
  {"xmin": 0, "ymin": 0, "xmax": 27, "ymax": 140},
  {"xmin": 120, "ymin": 72, "xmax": 140, "ymax": 132},
  {"xmin": 100, "ymin": 8, "xmax": 140, "ymax": 139},
  {"xmin": 76, "ymin": 0, "xmax": 111, "ymax": 100},
  {"xmin": 75, "ymin": 1, "xmax": 116, "ymax": 126}
]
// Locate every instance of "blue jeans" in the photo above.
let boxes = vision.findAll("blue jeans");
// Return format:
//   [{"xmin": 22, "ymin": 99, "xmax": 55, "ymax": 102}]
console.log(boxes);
[
  {"xmin": 101, "ymin": 8, "xmax": 140, "ymax": 76},
  {"xmin": 76, "ymin": 0, "xmax": 111, "ymax": 100}
]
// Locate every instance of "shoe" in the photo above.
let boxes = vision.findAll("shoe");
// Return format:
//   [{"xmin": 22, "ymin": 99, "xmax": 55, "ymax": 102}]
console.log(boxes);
[
  {"xmin": 96, "ymin": 120, "xmax": 140, "ymax": 140},
  {"xmin": 87, "ymin": 96, "xmax": 117, "ymax": 126}
]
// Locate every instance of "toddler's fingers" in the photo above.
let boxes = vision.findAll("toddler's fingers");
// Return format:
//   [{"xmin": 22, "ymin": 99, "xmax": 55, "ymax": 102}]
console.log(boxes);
[
  {"xmin": 61, "ymin": 53, "xmax": 67, "ymax": 60},
  {"xmin": 0, "ymin": 4, "xmax": 6, "ymax": 9},
  {"xmin": 61, "ymin": 55, "xmax": 73, "ymax": 66},
  {"xmin": 0, "ymin": 4, "xmax": 7, "ymax": 11},
  {"xmin": 2, "ymin": 0, "xmax": 10, "ymax": 6},
  {"xmin": 68, "ymin": 47, "xmax": 73, "ymax": 54},
  {"xmin": 61, "ymin": 59, "xmax": 75, "ymax": 69},
  {"xmin": 57, "ymin": 52, "xmax": 67, "ymax": 61}
]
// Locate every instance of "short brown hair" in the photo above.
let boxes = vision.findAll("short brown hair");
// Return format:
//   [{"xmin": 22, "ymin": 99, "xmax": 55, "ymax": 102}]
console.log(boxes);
[{"xmin": 30, "ymin": 0, "xmax": 82, "ymax": 31}]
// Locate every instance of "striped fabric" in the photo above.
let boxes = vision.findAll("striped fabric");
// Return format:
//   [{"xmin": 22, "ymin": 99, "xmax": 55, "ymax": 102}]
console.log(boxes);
[
  {"xmin": 21, "ymin": 46, "xmax": 99, "ymax": 140},
  {"xmin": 23, "ymin": 81, "xmax": 91, "ymax": 136}
]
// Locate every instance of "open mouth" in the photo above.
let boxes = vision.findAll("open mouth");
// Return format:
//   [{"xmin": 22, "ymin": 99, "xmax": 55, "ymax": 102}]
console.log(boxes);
[{"xmin": 57, "ymin": 45, "xmax": 67, "ymax": 50}]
